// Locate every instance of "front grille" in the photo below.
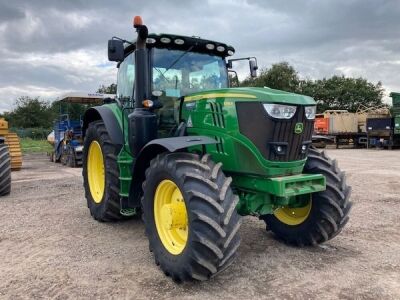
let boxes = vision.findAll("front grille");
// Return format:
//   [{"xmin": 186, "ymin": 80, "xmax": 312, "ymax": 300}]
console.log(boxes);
[{"xmin": 236, "ymin": 102, "xmax": 313, "ymax": 162}]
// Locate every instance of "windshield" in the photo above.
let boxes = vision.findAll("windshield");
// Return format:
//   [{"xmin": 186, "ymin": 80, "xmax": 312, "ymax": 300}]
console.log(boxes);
[{"xmin": 152, "ymin": 48, "xmax": 228, "ymax": 98}]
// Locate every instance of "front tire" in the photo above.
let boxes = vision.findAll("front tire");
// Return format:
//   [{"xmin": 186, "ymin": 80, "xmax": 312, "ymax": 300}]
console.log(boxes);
[
  {"xmin": 262, "ymin": 148, "xmax": 352, "ymax": 246},
  {"xmin": 67, "ymin": 147, "xmax": 76, "ymax": 168},
  {"xmin": 142, "ymin": 152, "xmax": 241, "ymax": 282},
  {"xmin": 82, "ymin": 121, "xmax": 121, "ymax": 222}
]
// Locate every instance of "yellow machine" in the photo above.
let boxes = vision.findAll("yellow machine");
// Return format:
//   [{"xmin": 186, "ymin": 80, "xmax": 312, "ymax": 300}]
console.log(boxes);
[{"xmin": 0, "ymin": 118, "xmax": 22, "ymax": 171}]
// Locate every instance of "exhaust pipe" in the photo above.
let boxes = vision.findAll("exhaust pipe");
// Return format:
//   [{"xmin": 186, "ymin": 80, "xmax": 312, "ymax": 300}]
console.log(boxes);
[{"xmin": 129, "ymin": 16, "xmax": 158, "ymax": 156}]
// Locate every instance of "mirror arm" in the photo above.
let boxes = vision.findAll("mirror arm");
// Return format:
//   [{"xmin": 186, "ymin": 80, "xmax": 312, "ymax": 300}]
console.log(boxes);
[
  {"xmin": 111, "ymin": 36, "xmax": 134, "ymax": 46},
  {"xmin": 227, "ymin": 56, "xmax": 258, "ymax": 68}
]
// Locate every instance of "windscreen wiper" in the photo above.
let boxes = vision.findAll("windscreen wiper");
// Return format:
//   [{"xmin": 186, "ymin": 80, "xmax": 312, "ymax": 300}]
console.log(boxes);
[{"xmin": 162, "ymin": 45, "xmax": 195, "ymax": 75}]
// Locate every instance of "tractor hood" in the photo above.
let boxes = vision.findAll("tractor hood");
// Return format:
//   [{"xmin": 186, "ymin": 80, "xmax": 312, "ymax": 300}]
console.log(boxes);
[{"xmin": 184, "ymin": 87, "xmax": 315, "ymax": 106}]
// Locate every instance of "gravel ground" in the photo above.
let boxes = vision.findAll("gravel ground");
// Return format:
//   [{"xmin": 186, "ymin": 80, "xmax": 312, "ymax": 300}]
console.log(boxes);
[{"xmin": 0, "ymin": 149, "xmax": 399, "ymax": 300}]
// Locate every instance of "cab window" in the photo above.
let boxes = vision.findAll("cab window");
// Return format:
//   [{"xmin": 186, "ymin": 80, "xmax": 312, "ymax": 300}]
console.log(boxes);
[{"xmin": 117, "ymin": 52, "xmax": 135, "ymax": 104}]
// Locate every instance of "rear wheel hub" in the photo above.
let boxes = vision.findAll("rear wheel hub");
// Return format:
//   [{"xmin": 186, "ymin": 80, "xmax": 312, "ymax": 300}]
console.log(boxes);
[{"xmin": 87, "ymin": 141, "xmax": 105, "ymax": 203}]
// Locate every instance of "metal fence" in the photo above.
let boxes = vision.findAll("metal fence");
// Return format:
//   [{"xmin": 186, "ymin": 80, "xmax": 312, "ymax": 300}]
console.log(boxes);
[{"xmin": 10, "ymin": 128, "xmax": 51, "ymax": 140}]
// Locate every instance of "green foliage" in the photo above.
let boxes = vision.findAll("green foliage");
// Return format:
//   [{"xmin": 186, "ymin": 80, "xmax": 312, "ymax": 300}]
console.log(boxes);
[
  {"xmin": 2, "ymin": 96, "xmax": 54, "ymax": 128},
  {"xmin": 240, "ymin": 61, "xmax": 384, "ymax": 113},
  {"xmin": 229, "ymin": 73, "xmax": 240, "ymax": 87},
  {"xmin": 241, "ymin": 62, "xmax": 300, "ymax": 93},
  {"xmin": 97, "ymin": 83, "xmax": 117, "ymax": 94},
  {"xmin": 299, "ymin": 76, "xmax": 384, "ymax": 112}
]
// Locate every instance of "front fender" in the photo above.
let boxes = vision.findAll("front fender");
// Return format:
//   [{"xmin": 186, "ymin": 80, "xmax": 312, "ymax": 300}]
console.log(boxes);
[
  {"xmin": 142, "ymin": 136, "xmax": 217, "ymax": 152},
  {"xmin": 128, "ymin": 136, "xmax": 217, "ymax": 206},
  {"xmin": 82, "ymin": 106, "xmax": 123, "ymax": 148}
]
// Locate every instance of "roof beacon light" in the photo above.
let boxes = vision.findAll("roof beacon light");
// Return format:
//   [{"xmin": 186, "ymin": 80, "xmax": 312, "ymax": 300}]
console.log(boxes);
[{"xmin": 133, "ymin": 16, "xmax": 143, "ymax": 28}]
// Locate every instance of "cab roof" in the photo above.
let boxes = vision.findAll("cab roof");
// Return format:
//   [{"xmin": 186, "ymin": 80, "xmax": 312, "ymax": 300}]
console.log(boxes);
[{"xmin": 123, "ymin": 33, "xmax": 235, "ymax": 58}]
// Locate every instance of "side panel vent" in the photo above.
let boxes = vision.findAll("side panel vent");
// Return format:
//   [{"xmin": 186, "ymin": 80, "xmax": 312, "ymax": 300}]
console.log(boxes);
[
  {"xmin": 214, "ymin": 136, "xmax": 226, "ymax": 154},
  {"xmin": 209, "ymin": 102, "xmax": 225, "ymax": 128}
]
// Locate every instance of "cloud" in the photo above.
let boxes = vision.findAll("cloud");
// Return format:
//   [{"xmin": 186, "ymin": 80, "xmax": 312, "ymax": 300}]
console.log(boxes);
[{"xmin": 0, "ymin": 0, "xmax": 399, "ymax": 112}]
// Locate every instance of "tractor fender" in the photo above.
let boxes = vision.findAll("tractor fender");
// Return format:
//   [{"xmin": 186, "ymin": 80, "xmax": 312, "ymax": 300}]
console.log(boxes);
[
  {"xmin": 82, "ymin": 106, "xmax": 123, "ymax": 148},
  {"xmin": 128, "ymin": 136, "xmax": 217, "ymax": 206},
  {"xmin": 143, "ymin": 136, "xmax": 217, "ymax": 152}
]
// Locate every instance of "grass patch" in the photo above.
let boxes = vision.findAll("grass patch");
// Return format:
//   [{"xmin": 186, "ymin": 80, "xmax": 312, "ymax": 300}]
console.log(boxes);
[{"xmin": 20, "ymin": 138, "xmax": 53, "ymax": 154}]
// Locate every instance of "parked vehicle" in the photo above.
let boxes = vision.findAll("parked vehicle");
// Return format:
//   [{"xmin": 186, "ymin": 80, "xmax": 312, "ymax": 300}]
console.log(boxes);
[
  {"xmin": 80, "ymin": 16, "xmax": 352, "ymax": 282},
  {"xmin": 0, "ymin": 118, "xmax": 22, "ymax": 170}
]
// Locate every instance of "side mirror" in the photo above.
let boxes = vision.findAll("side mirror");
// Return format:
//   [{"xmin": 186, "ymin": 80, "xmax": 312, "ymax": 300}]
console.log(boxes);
[
  {"xmin": 108, "ymin": 39, "xmax": 124, "ymax": 62},
  {"xmin": 249, "ymin": 59, "xmax": 258, "ymax": 77}
]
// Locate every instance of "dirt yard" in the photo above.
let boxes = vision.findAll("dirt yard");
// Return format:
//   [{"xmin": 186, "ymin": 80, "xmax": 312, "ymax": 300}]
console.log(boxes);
[{"xmin": 0, "ymin": 149, "xmax": 399, "ymax": 299}]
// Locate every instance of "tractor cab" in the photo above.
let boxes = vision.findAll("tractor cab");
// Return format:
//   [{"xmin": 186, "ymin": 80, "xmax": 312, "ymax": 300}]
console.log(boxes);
[{"xmin": 109, "ymin": 32, "xmax": 257, "ymax": 136}]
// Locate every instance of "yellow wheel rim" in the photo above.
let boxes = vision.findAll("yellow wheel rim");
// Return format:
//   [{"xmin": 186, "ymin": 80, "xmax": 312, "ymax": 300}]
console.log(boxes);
[
  {"xmin": 154, "ymin": 180, "xmax": 188, "ymax": 255},
  {"xmin": 87, "ymin": 141, "xmax": 105, "ymax": 204},
  {"xmin": 274, "ymin": 199, "xmax": 312, "ymax": 226}
]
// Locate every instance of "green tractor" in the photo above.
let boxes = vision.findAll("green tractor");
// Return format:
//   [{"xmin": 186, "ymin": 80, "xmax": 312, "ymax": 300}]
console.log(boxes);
[{"xmin": 81, "ymin": 16, "xmax": 352, "ymax": 282}]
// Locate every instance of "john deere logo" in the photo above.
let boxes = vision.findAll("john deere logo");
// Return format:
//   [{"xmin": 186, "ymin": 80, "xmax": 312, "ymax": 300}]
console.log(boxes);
[{"xmin": 294, "ymin": 123, "xmax": 304, "ymax": 134}]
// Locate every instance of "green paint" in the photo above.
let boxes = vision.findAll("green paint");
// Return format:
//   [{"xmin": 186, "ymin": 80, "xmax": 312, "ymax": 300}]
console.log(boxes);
[
  {"xmin": 235, "ymin": 174, "xmax": 324, "ymax": 216},
  {"xmin": 394, "ymin": 116, "xmax": 400, "ymax": 134},
  {"xmin": 88, "ymin": 48, "xmax": 326, "ymax": 216},
  {"xmin": 100, "ymin": 104, "xmax": 134, "ymax": 198},
  {"xmin": 180, "ymin": 88, "xmax": 327, "ymax": 215},
  {"xmin": 117, "ymin": 149, "xmax": 134, "ymax": 198}
]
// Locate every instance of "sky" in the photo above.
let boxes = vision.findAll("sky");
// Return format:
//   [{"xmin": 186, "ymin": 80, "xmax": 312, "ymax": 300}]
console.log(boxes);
[{"xmin": 0, "ymin": 0, "xmax": 399, "ymax": 112}]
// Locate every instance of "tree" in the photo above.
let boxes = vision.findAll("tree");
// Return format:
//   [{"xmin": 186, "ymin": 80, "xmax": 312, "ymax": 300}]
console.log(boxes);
[
  {"xmin": 241, "ymin": 62, "xmax": 300, "ymax": 93},
  {"xmin": 97, "ymin": 83, "xmax": 117, "ymax": 94},
  {"xmin": 228, "ymin": 73, "xmax": 240, "ymax": 87},
  {"xmin": 299, "ymin": 76, "xmax": 384, "ymax": 112},
  {"xmin": 5, "ymin": 97, "xmax": 54, "ymax": 128},
  {"xmin": 239, "ymin": 61, "xmax": 384, "ymax": 113}
]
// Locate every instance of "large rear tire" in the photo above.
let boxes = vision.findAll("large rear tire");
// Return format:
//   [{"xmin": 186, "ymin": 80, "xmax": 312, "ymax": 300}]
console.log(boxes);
[
  {"xmin": 82, "ymin": 121, "xmax": 121, "ymax": 221},
  {"xmin": 262, "ymin": 148, "xmax": 352, "ymax": 246},
  {"xmin": 142, "ymin": 152, "xmax": 241, "ymax": 282},
  {"xmin": 0, "ymin": 143, "xmax": 11, "ymax": 196}
]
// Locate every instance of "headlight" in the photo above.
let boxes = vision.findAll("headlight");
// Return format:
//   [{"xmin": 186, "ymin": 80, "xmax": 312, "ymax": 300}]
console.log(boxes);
[
  {"xmin": 305, "ymin": 106, "xmax": 316, "ymax": 120},
  {"xmin": 263, "ymin": 104, "xmax": 297, "ymax": 119}
]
